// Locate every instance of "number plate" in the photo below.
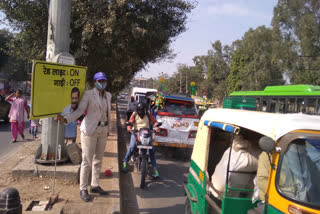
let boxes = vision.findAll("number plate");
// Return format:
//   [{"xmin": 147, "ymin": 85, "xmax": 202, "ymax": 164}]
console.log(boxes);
[{"xmin": 137, "ymin": 145, "xmax": 153, "ymax": 149}]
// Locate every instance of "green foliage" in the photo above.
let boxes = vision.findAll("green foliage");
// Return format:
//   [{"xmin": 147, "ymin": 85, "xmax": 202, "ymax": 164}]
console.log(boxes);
[
  {"xmin": 228, "ymin": 26, "xmax": 284, "ymax": 93},
  {"xmin": 272, "ymin": 0, "xmax": 320, "ymax": 85},
  {"xmin": 204, "ymin": 41, "xmax": 230, "ymax": 103},
  {"xmin": 0, "ymin": 0, "xmax": 195, "ymax": 92},
  {"xmin": 175, "ymin": 64, "xmax": 203, "ymax": 94},
  {"xmin": 0, "ymin": 29, "xmax": 11, "ymax": 69},
  {"xmin": 227, "ymin": 50, "xmax": 248, "ymax": 95},
  {"xmin": 0, "ymin": 29, "xmax": 29, "ymax": 81}
]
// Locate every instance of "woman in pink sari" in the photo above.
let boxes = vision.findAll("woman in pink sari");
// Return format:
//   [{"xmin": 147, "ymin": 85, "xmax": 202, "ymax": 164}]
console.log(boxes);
[{"xmin": 5, "ymin": 89, "xmax": 29, "ymax": 143}]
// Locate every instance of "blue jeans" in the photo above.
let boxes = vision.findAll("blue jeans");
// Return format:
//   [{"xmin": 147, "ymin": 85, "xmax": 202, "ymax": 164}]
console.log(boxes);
[
  {"xmin": 31, "ymin": 126, "xmax": 38, "ymax": 137},
  {"xmin": 123, "ymin": 133, "xmax": 157, "ymax": 168}
]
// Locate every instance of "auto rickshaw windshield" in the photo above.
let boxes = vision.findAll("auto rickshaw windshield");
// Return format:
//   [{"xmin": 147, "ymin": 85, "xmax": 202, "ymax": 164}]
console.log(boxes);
[{"xmin": 277, "ymin": 138, "xmax": 320, "ymax": 209}]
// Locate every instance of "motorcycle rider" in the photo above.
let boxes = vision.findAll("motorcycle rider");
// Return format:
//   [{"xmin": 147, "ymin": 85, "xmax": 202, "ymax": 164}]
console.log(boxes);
[{"xmin": 121, "ymin": 102, "xmax": 160, "ymax": 178}]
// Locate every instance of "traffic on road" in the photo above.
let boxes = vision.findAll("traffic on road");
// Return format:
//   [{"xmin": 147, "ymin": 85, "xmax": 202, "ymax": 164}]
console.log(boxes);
[{"xmin": 1, "ymin": 1, "xmax": 320, "ymax": 213}]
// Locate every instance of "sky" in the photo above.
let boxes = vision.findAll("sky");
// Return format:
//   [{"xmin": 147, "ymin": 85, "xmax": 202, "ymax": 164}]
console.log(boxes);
[{"xmin": 138, "ymin": 0, "xmax": 278, "ymax": 78}]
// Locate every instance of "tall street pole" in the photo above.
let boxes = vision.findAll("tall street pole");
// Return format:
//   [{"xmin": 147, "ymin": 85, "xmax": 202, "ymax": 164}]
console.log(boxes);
[
  {"xmin": 185, "ymin": 73, "xmax": 188, "ymax": 94},
  {"xmin": 179, "ymin": 72, "xmax": 182, "ymax": 93},
  {"xmin": 35, "ymin": 0, "xmax": 73, "ymax": 163}
]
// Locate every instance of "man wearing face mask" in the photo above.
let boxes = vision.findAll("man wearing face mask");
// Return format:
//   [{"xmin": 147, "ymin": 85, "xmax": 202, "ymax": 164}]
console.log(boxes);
[
  {"xmin": 56, "ymin": 72, "xmax": 111, "ymax": 202},
  {"xmin": 61, "ymin": 87, "xmax": 80, "ymax": 144}
]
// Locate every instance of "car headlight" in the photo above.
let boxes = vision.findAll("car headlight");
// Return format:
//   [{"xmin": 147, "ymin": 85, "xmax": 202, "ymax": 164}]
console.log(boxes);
[{"xmin": 188, "ymin": 130, "xmax": 197, "ymax": 138}]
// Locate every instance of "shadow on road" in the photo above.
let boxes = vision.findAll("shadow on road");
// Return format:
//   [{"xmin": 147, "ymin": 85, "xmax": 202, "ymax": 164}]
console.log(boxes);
[{"xmin": 139, "ymin": 203, "xmax": 185, "ymax": 214}]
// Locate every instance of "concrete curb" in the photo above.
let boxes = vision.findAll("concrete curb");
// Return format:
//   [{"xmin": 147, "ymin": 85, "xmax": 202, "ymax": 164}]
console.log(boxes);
[
  {"xmin": 12, "ymin": 156, "xmax": 80, "ymax": 181},
  {"xmin": 110, "ymin": 104, "xmax": 121, "ymax": 214}
]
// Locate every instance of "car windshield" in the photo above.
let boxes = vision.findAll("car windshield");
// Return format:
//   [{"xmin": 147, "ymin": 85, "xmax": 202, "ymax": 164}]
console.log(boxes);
[
  {"xmin": 159, "ymin": 99, "xmax": 197, "ymax": 116},
  {"xmin": 277, "ymin": 138, "xmax": 320, "ymax": 208}
]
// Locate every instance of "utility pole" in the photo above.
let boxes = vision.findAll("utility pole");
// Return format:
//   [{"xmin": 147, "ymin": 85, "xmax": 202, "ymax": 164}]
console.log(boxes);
[
  {"xmin": 35, "ymin": 0, "xmax": 73, "ymax": 163},
  {"xmin": 185, "ymin": 73, "xmax": 188, "ymax": 94},
  {"xmin": 179, "ymin": 72, "xmax": 182, "ymax": 93}
]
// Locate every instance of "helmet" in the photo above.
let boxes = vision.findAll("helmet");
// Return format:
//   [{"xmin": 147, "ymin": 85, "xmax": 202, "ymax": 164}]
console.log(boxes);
[
  {"xmin": 93, "ymin": 72, "xmax": 107, "ymax": 81},
  {"xmin": 136, "ymin": 102, "xmax": 146, "ymax": 118}
]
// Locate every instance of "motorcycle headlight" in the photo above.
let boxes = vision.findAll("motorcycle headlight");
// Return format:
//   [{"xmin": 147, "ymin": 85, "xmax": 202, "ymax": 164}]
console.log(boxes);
[{"xmin": 140, "ymin": 136, "xmax": 150, "ymax": 145}]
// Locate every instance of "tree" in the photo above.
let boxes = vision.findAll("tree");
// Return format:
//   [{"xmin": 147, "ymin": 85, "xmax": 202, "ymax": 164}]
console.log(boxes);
[
  {"xmin": 0, "ymin": 29, "xmax": 29, "ymax": 81},
  {"xmin": 0, "ymin": 0, "xmax": 195, "ymax": 92},
  {"xmin": 0, "ymin": 29, "xmax": 11, "ymax": 70},
  {"xmin": 227, "ymin": 50, "xmax": 248, "ymax": 94},
  {"xmin": 227, "ymin": 26, "xmax": 284, "ymax": 93},
  {"xmin": 174, "ymin": 64, "xmax": 202, "ymax": 95},
  {"xmin": 272, "ymin": 0, "xmax": 320, "ymax": 85},
  {"xmin": 191, "ymin": 56, "xmax": 209, "ymax": 95},
  {"xmin": 203, "ymin": 41, "xmax": 230, "ymax": 103}
]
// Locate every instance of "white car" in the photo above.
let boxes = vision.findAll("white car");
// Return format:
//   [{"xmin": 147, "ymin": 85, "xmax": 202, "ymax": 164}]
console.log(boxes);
[{"xmin": 154, "ymin": 94, "xmax": 199, "ymax": 148}]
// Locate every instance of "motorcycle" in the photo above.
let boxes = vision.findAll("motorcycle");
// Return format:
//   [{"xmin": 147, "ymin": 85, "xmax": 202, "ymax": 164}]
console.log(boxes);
[{"xmin": 126, "ymin": 121, "xmax": 162, "ymax": 188}]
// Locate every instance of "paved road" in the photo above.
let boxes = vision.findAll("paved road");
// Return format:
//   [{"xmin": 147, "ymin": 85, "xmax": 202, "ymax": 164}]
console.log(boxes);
[
  {"xmin": 0, "ymin": 118, "xmax": 37, "ymax": 163},
  {"xmin": 118, "ymin": 98, "xmax": 191, "ymax": 214}
]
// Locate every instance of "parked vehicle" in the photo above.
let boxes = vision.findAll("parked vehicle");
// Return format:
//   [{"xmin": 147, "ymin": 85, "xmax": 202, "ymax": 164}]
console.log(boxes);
[
  {"xmin": 126, "ymin": 121, "xmax": 162, "ymax": 188},
  {"xmin": 154, "ymin": 94, "xmax": 199, "ymax": 148},
  {"xmin": 0, "ymin": 95, "xmax": 11, "ymax": 123},
  {"xmin": 185, "ymin": 108, "xmax": 320, "ymax": 214},
  {"xmin": 154, "ymin": 93, "xmax": 199, "ymax": 148},
  {"xmin": 130, "ymin": 87, "xmax": 157, "ymax": 104},
  {"xmin": 119, "ymin": 94, "xmax": 126, "ymax": 99}
]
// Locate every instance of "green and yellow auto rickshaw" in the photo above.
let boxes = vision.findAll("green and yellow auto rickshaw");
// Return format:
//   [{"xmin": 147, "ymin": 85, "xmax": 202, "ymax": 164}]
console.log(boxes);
[{"xmin": 185, "ymin": 108, "xmax": 320, "ymax": 214}]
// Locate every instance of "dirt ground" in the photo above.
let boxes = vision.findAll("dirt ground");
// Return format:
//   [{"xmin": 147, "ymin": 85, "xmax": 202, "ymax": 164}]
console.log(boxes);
[
  {"xmin": 0, "ymin": 138, "xmax": 80, "ymax": 211},
  {"xmin": 0, "ymin": 105, "xmax": 119, "ymax": 213}
]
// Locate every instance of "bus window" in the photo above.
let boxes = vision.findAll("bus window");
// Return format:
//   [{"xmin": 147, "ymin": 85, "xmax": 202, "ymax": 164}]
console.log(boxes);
[
  {"xmin": 270, "ymin": 98, "xmax": 279, "ymax": 113},
  {"xmin": 288, "ymin": 98, "xmax": 296, "ymax": 113},
  {"xmin": 262, "ymin": 99, "xmax": 268, "ymax": 112},
  {"xmin": 256, "ymin": 97, "xmax": 261, "ymax": 111},
  {"xmin": 297, "ymin": 98, "xmax": 305, "ymax": 113},
  {"xmin": 306, "ymin": 98, "xmax": 316, "ymax": 114},
  {"xmin": 317, "ymin": 99, "xmax": 320, "ymax": 115},
  {"xmin": 279, "ymin": 98, "xmax": 286, "ymax": 113}
]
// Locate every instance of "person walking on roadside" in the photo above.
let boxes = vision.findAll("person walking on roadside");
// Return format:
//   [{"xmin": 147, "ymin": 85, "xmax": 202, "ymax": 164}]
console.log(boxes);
[
  {"xmin": 56, "ymin": 72, "xmax": 111, "ymax": 202},
  {"xmin": 30, "ymin": 119, "xmax": 40, "ymax": 139},
  {"xmin": 127, "ymin": 96, "xmax": 137, "ymax": 120},
  {"xmin": 121, "ymin": 102, "xmax": 161, "ymax": 178},
  {"xmin": 61, "ymin": 87, "xmax": 80, "ymax": 144},
  {"xmin": 5, "ymin": 89, "xmax": 29, "ymax": 143}
]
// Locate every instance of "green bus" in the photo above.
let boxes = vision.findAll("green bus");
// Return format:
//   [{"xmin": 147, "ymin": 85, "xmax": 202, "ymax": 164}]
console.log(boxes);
[
  {"xmin": 223, "ymin": 96, "xmax": 256, "ymax": 110},
  {"xmin": 227, "ymin": 85, "xmax": 320, "ymax": 114}
]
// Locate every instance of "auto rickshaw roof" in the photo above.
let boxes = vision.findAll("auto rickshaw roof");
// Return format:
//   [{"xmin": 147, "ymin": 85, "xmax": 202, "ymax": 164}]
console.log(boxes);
[{"xmin": 201, "ymin": 108, "xmax": 320, "ymax": 141}]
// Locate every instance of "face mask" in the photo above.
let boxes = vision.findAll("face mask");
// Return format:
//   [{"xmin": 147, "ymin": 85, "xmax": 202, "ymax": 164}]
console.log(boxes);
[{"xmin": 95, "ymin": 82, "xmax": 107, "ymax": 90}]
